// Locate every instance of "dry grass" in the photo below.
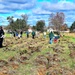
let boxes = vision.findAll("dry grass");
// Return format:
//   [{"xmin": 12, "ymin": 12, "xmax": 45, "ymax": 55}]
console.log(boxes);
[
  {"xmin": 0, "ymin": 33, "xmax": 75, "ymax": 75},
  {"xmin": 64, "ymin": 33, "xmax": 75, "ymax": 37}
]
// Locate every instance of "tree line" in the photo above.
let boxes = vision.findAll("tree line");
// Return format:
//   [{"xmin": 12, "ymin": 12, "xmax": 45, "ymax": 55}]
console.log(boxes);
[{"xmin": 6, "ymin": 12, "xmax": 75, "ymax": 32}]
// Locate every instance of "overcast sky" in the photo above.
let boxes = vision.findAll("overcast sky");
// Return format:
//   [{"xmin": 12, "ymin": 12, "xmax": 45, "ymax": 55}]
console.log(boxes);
[{"xmin": 0, "ymin": 0, "xmax": 75, "ymax": 27}]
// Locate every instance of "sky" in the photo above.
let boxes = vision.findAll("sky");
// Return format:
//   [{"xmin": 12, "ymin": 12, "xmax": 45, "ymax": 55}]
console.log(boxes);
[{"xmin": 0, "ymin": 0, "xmax": 75, "ymax": 27}]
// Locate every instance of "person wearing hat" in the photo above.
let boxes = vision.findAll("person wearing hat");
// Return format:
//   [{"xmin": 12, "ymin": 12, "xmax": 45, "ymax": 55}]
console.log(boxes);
[{"xmin": 0, "ymin": 26, "xmax": 5, "ymax": 48}]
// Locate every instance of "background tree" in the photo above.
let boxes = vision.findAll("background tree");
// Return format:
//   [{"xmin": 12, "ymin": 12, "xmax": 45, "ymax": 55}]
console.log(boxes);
[
  {"xmin": 61, "ymin": 23, "xmax": 68, "ymax": 31},
  {"xmin": 7, "ymin": 16, "xmax": 14, "ymax": 30},
  {"xmin": 7, "ymin": 16, "xmax": 14, "ymax": 24},
  {"xmin": 6, "ymin": 14, "xmax": 29, "ymax": 31},
  {"xmin": 21, "ymin": 14, "xmax": 28, "ymax": 29},
  {"xmin": 70, "ymin": 21, "xmax": 75, "ymax": 32},
  {"xmin": 21, "ymin": 14, "xmax": 28, "ymax": 21},
  {"xmin": 36, "ymin": 20, "xmax": 45, "ymax": 32},
  {"xmin": 32, "ymin": 25, "xmax": 36, "ymax": 30},
  {"xmin": 49, "ymin": 12, "xmax": 65, "ymax": 31}
]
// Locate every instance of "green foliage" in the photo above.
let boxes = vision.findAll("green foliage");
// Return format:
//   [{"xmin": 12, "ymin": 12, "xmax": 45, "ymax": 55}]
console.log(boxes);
[
  {"xmin": 36, "ymin": 20, "xmax": 45, "ymax": 32},
  {"xmin": 70, "ymin": 21, "xmax": 75, "ymax": 32},
  {"xmin": 32, "ymin": 25, "xmax": 36, "ymax": 30},
  {"xmin": 6, "ymin": 14, "xmax": 29, "ymax": 31},
  {"xmin": 7, "ymin": 16, "xmax": 14, "ymax": 24}
]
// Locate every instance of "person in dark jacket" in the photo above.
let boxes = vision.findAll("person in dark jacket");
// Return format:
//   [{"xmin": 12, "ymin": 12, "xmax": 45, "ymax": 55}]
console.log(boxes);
[
  {"xmin": 49, "ymin": 31, "xmax": 54, "ymax": 44},
  {"xmin": 0, "ymin": 26, "xmax": 5, "ymax": 47},
  {"xmin": 32, "ymin": 30, "xmax": 35, "ymax": 39},
  {"xmin": 20, "ymin": 30, "xmax": 23, "ymax": 37}
]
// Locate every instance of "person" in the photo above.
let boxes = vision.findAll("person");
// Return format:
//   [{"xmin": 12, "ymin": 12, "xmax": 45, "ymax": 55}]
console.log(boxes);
[
  {"xmin": 43, "ymin": 31, "xmax": 46, "ymax": 38},
  {"xmin": 13, "ymin": 30, "xmax": 16, "ymax": 37},
  {"xmin": 18, "ymin": 32, "xmax": 21, "ymax": 39},
  {"xmin": 0, "ymin": 26, "xmax": 5, "ymax": 48},
  {"xmin": 10, "ymin": 30, "xmax": 13, "ymax": 37},
  {"xmin": 54, "ymin": 36, "xmax": 58, "ymax": 43},
  {"xmin": 32, "ymin": 30, "xmax": 35, "ymax": 39},
  {"xmin": 49, "ymin": 31, "xmax": 54, "ymax": 44},
  {"xmin": 20, "ymin": 30, "xmax": 23, "ymax": 37},
  {"xmin": 26, "ymin": 31, "xmax": 29, "ymax": 38},
  {"xmin": 54, "ymin": 34, "xmax": 60, "ymax": 43},
  {"xmin": 15, "ymin": 31, "xmax": 18, "ymax": 37}
]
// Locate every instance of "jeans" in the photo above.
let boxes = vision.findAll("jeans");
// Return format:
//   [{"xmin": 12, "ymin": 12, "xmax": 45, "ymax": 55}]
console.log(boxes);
[{"xmin": 49, "ymin": 38, "xmax": 53, "ymax": 44}]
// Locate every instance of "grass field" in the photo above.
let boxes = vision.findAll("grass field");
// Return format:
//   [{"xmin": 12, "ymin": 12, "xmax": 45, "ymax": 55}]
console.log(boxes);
[
  {"xmin": 5, "ymin": 33, "xmax": 26, "ymax": 37},
  {"xmin": 0, "ymin": 33, "xmax": 75, "ymax": 75}
]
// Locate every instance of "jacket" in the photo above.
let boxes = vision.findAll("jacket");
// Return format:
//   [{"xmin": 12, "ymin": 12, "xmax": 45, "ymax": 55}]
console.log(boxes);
[
  {"xmin": 49, "ymin": 32, "xmax": 54, "ymax": 39},
  {"xmin": 0, "ymin": 29, "xmax": 4, "ymax": 38}
]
